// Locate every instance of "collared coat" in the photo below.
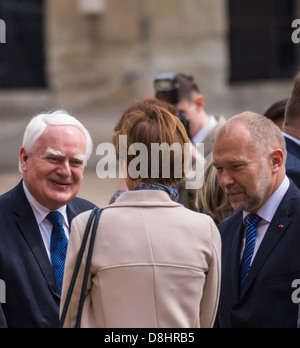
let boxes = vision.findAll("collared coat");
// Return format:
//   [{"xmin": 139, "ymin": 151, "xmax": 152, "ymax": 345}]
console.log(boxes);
[{"xmin": 61, "ymin": 190, "xmax": 221, "ymax": 328}]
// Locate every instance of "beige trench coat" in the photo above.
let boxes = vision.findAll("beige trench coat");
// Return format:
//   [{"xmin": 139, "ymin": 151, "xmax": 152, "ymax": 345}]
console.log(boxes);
[{"xmin": 60, "ymin": 190, "xmax": 221, "ymax": 328}]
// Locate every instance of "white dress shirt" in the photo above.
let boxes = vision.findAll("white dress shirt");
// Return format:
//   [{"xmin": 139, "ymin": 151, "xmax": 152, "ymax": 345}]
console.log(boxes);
[
  {"xmin": 23, "ymin": 181, "xmax": 70, "ymax": 261},
  {"xmin": 241, "ymin": 176, "xmax": 290, "ymax": 264},
  {"xmin": 192, "ymin": 115, "xmax": 218, "ymax": 145}
]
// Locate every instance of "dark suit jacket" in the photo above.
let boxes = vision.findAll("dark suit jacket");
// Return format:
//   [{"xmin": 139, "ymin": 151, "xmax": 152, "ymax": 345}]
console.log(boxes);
[
  {"xmin": 285, "ymin": 137, "xmax": 300, "ymax": 189},
  {"xmin": 216, "ymin": 181, "xmax": 300, "ymax": 328},
  {"xmin": 0, "ymin": 181, "xmax": 96, "ymax": 328}
]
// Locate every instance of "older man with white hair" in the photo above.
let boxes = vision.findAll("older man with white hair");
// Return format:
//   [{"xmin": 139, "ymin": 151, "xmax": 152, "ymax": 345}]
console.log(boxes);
[{"xmin": 0, "ymin": 111, "xmax": 96, "ymax": 328}]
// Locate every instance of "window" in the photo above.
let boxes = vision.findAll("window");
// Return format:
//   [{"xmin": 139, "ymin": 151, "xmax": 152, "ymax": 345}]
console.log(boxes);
[
  {"xmin": 228, "ymin": 0, "xmax": 297, "ymax": 82},
  {"xmin": 0, "ymin": 0, "xmax": 46, "ymax": 88}
]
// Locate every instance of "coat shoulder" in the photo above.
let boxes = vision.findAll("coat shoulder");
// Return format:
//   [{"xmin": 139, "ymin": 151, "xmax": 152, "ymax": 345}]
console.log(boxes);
[{"xmin": 71, "ymin": 196, "xmax": 97, "ymax": 210}]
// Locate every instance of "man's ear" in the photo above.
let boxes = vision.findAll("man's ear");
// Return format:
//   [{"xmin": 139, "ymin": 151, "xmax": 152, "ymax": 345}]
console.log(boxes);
[
  {"xmin": 19, "ymin": 147, "xmax": 29, "ymax": 172},
  {"xmin": 270, "ymin": 148, "xmax": 284, "ymax": 173},
  {"xmin": 194, "ymin": 95, "xmax": 205, "ymax": 109}
]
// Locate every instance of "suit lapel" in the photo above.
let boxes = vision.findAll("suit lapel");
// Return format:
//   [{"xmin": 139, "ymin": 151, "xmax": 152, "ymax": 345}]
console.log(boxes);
[
  {"xmin": 285, "ymin": 137, "xmax": 300, "ymax": 158},
  {"xmin": 240, "ymin": 184, "xmax": 295, "ymax": 299},
  {"xmin": 12, "ymin": 182, "xmax": 58, "ymax": 297},
  {"xmin": 231, "ymin": 214, "xmax": 244, "ymax": 305},
  {"xmin": 67, "ymin": 198, "xmax": 83, "ymax": 229}
]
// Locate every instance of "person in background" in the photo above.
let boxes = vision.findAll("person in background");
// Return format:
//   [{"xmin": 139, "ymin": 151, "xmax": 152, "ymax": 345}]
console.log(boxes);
[
  {"xmin": 282, "ymin": 72, "xmax": 300, "ymax": 188},
  {"xmin": 61, "ymin": 101, "xmax": 221, "ymax": 328},
  {"xmin": 155, "ymin": 73, "xmax": 225, "ymax": 210},
  {"xmin": 197, "ymin": 153, "xmax": 235, "ymax": 225},
  {"xmin": 213, "ymin": 112, "xmax": 300, "ymax": 328},
  {"xmin": 0, "ymin": 111, "xmax": 96, "ymax": 328},
  {"xmin": 155, "ymin": 73, "xmax": 226, "ymax": 157},
  {"xmin": 264, "ymin": 98, "xmax": 288, "ymax": 130}
]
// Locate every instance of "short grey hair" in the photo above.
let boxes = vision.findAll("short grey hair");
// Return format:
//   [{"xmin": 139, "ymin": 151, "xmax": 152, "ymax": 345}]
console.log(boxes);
[
  {"xmin": 215, "ymin": 111, "xmax": 287, "ymax": 164},
  {"xmin": 20, "ymin": 110, "xmax": 93, "ymax": 171}
]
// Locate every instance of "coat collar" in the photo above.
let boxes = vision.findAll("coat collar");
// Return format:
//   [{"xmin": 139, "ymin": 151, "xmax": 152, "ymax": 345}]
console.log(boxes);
[
  {"xmin": 284, "ymin": 136, "xmax": 300, "ymax": 157},
  {"xmin": 109, "ymin": 190, "xmax": 182, "ymax": 208}
]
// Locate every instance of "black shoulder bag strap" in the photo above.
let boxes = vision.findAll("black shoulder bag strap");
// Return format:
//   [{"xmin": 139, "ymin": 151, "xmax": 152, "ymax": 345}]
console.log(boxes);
[{"xmin": 59, "ymin": 207, "xmax": 103, "ymax": 328}]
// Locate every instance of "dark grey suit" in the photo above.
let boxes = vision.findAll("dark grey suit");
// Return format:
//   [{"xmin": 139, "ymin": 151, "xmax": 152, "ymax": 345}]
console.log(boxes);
[
  {"xmin": 0, "ymin": 181, "xmax": 96, "ymax": 328},
  {"xmin": 216, "ymin": 181, "xmax": 300, "ymax": 328}
]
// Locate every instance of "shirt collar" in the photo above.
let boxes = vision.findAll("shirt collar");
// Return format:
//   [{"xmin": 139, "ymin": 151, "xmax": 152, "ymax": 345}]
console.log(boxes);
[
  {"xmin": 282, "ymin": 132, "xmax": 300, "ymax": 147},
  {"xmin": 23, "ymin": 181, "xmax": 69, "ymax": 227},
  {"xmin": 192, "ymin": 115, "xmax": 218, "ymax": 144},
  {"xmin": 243, "ymin": 176, "xmax": 290, "ymax": 224}
]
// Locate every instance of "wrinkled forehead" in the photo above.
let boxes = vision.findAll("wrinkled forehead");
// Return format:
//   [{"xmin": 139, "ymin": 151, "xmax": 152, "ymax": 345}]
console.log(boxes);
[
  {"xmin": 36, "ymin": 126, "xmax": 87, "ymax": 165},
  {"xmin": 43, "ymin": 147, "xmax": 86, "ymax": 162},
  {"xmin": 39, "ymin": 125, "xmax": 86, "ymax": 150}
]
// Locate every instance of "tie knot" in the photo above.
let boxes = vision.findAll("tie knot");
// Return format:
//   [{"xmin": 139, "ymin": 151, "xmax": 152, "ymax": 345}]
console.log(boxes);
[
  {"xmin": 46, "ymin": 211, "xmax": 63, "ymax": 227},
  {"xmin": 245, "ymin": 214, "xmax": 262, "ymax": 228}
]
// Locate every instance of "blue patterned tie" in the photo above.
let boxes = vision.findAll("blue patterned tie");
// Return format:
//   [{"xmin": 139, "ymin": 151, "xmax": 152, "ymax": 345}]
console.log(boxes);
[
  {"xmin": 240, "ymin": 214, "xmax": 262, "ymax": 296},
  {"xmin": 46, "ymin": 211, "xmax": 68, "ymax": 297}
]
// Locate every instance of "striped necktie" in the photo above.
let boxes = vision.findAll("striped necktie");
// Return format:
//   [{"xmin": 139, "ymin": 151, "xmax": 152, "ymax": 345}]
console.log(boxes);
[
  {"xmin": 240, "ymin": 214, "xmax": 262, "ymax": 296},
  {"xmin": 46, "ymin": 211, "xmax": 68, "ymax": 297}
]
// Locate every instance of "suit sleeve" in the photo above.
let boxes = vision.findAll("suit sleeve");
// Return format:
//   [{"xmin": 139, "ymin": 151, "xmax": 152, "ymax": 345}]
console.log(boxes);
[{"xmin": 199, "ymin": 218, "xmax": 222, "ymax": 328}]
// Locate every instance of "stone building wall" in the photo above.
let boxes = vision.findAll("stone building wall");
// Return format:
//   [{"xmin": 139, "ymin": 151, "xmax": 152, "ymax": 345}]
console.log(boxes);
[
  {"xmin": 46, "ymin": 0, "xmax": 229, "ymax": 110},
  {"xmin": 0, "ymin": 0, "xmax": 294, "ymax": 118}
]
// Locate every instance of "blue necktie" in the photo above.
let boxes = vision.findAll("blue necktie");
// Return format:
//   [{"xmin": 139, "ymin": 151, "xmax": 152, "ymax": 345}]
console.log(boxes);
[
  {"xmin": 46, "ymin": 211, "xmax": 68, "ymax": 297},
  {"xmin": 240, "ymin": 214, "xmax": 262, "ymax": 295}
]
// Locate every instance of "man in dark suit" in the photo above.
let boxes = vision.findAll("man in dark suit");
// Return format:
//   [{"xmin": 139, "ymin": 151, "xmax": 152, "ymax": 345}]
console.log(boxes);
[
  {"xmin": 283, "ymin": 136, "xmax": 300, "ymax": 188},
  {"xmin": 282, "ymin": 72, "xmax": 300, "ymax": 189},
  {"xmin": 0, "ymin": 111, "xmax": 96, "ymax": 328},
  {"xmin": 213, "ymin": 112, "xmax": 300, "ymax": 328}
]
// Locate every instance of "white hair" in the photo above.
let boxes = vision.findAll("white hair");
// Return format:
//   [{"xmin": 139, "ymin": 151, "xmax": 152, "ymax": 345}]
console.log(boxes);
[{"xmin": 20, "ymin": 110, "xmax": 93, "ymax": 171}]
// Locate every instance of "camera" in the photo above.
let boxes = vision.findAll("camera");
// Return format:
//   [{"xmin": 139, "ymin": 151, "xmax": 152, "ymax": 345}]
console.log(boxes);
[
  {"xmin": 154, "ymin": 73, "xmax": 181, "ymax": 104},
  {"xmin": 154, "ymin": 73, "xmax": 192, "ymax": 139}
]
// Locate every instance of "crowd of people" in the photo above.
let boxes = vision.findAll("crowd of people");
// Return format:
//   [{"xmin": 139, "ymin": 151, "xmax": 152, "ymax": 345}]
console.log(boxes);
[{"xmin": 1, "ymin": 72, "xmax": 300, "ymax": 328}]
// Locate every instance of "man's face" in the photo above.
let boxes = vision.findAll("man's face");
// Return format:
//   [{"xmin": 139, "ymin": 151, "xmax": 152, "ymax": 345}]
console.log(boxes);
[
  {"xmin": 176, "ymin": 97, "xmax": 198, "ymax": 124},
  {"xmin": 213, "ymin": 124, "xmax": 273, "ymax": 213},
  {"xmin": 20, "ymin": 125, "xmax": 87, "ymax": 211}
]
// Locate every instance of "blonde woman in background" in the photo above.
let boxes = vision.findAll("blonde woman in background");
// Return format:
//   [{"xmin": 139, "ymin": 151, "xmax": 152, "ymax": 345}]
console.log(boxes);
[{"xmin": 198, "ymin": 154, "xmax": 235, "ymax": 225}]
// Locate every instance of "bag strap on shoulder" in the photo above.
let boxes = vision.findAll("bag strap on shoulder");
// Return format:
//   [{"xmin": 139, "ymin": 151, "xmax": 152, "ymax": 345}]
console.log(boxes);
[{"xmin": 59, "ymin": 207, "xmax": 103, "ymax": 328}]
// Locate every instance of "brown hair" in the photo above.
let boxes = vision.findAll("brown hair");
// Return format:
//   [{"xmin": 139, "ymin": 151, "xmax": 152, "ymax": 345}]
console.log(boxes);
[
  {"xmin": 113, "ymin": 98, "xmax": 189, "ymax": 187},
  {"xmin": 177, "ymin": 73, "xmax": 200, "ymax": 102},
  {"xmin": 114, "ymin": 98, "xmax": 176, "ymax": 135},
  {"xmin": 264, "ymin": 98, "xmax": 288, "ymax": 129}
]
